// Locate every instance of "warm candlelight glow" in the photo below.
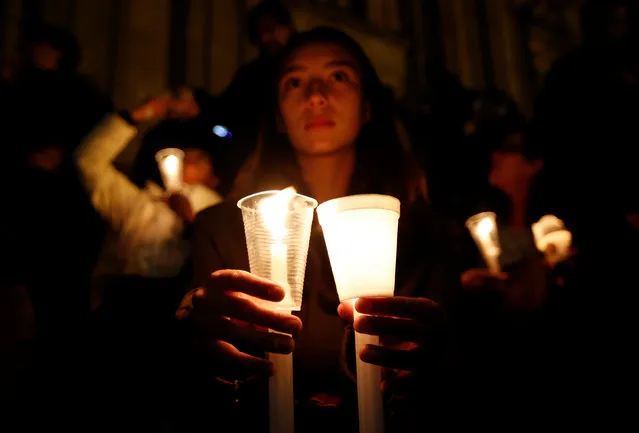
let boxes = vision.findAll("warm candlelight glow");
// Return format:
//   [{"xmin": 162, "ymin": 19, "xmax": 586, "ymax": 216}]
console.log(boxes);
[
  {"xmin": 155, "ymin": 148, "xmax": 184, "ymax": 192},
  {"xmin": 476, "ymin": 217, "xmax": 494, "ymax": 241},
  {"xmin": 317, "ymin": 195, "xmax": 400, "ymax": 301},
  {"xmin": 163, "ymin": 154, "xmax": 179, "ymax": 176},
  {"xmin": 317, "ymin": 194, "xmax": 400, "ymax": 433},
  {"xmin": 258, "ymin": 186, "xmax": 297, "ymax": 241},
  {"xmin": 532, "ymin": 215, "xmax": 572, "ymax": 264},
  {"xmin": 237, "ymin": 187, "xmax": 317, "ymax": 433},
  {"xmin": 466, "ymin": 211, "xmax": 501, "ymax": 272},
  {"xmin": 237, "ymin": 188, "xmax": 316, "ymax": 312}
]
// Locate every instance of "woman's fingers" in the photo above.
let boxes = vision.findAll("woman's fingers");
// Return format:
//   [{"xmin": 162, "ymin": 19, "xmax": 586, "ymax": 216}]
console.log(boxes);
[
  {"xmin": 203, "ymin": 270, "xmax": 286, "ymax": 303},
  {"xmin": 192, "ymin": 294, "xmax": 302, "ymax": 337},
  {"xmin": 337, "ymin": 301, "xmax": 354, "ymax": 324},
  {"xmin": 195, "ymin": 317, "xmax": 295, "ymax": 354},
  {"xmin": 222, "ymin": 294, "xmax": 302, "ymax": 336},
  {"xmin": 354, "ymin": 315, "xmax": 428, "ymax": 342}
]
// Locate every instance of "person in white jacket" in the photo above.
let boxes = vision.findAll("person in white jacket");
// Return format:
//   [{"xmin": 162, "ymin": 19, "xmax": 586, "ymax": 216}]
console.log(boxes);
[{"xmin": 74, "ymin": 106, "xmax": 222, "ymax": 308}]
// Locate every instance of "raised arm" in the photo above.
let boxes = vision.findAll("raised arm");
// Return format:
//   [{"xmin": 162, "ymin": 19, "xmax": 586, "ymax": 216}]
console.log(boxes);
[{"xmin": 74, "ymin": 114, "xmax": 145, "ymax": 231}]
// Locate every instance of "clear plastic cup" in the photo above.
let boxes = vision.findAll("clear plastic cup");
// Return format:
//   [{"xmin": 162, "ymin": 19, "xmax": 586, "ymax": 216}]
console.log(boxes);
[
  {"xmin": 317, "ymin": 194, "xmax": 401, "ymax": 301},
  {"xmin": 238, "ymin": 190, "xmax": 318, "ymax": 311},
  {"xmin": 466, "ymin": 211, "xmax": 501, "ymax": 272},
  {"xmin": 155, "ymin": 148, "xmax": 184, "ymax": 192}
]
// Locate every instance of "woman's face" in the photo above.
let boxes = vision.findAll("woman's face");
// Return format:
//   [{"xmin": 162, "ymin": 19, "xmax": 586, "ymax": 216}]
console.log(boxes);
[
  {"xmin": 278, "ymin": 42, "xmax": 366, "ymax": 157},
  {"xmin": 489, "ymin": 136, "xmax": 542, "ymax": 193},
  {"xmin": 489, "ymin": 150, "xmax": 532, "ymax": 191}
]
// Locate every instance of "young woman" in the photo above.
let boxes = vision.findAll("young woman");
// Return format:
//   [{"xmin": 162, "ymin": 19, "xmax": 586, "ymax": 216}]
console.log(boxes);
[{"xmin": 178, "ymin": 28, "xmax": 459, "ymax": 432}]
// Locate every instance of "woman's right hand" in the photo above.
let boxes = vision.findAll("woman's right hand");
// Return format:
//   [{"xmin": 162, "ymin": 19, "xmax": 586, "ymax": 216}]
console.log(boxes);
[{"xmin": 185, "ymin": 270, "xmax": 302, "ymax": 381}]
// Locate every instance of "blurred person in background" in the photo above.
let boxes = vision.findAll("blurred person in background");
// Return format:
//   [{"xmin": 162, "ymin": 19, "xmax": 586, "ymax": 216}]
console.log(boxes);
[
  {"xmin": 75, "ymin": 100, "xmax": 222, "ymax": 430},
  {"xmin": 138, "ymin": 0, "xmax": 296, "ymax": 195},
  {"xmin": 458, "ymin": 125, "xmax": 582, "ymax": 391}
]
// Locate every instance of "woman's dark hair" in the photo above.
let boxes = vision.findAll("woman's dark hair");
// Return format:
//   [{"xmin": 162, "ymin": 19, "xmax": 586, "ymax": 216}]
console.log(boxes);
[
  {"xmin": 247, "ymin": 0, "xmax": 294, "ymax": 46},
  {"xmin": 232, "ymin": 26, "xmax": 426, "ymax": 205}
]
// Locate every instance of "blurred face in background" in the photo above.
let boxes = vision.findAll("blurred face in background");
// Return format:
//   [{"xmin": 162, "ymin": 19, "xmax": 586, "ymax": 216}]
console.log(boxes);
[
  {"xmin": 183, "ymin": 149, "xmax": 218, "ymax": 189},
  {"xmin": 257, "ymin": 15, "xmax": 292, "ymax": 55},
  {"xmin": 489, "ymin": 133, "xmax": 542, "ymax": 194},
  {"xmin": 278, "ymin": 42, "xmax": 367, "ymax": 157},
  {"xmin": 29, "ymin": 145, "xmax": 64, "ymax": 172},
  {"xmin": 31, "ymin": 42, "xmax": 62, "ymax": 71}
]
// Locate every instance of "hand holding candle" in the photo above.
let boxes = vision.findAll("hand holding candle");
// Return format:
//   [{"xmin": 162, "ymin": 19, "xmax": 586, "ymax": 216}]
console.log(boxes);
[
  {"xmin": 188, "ymin": 270, "xmax": 301, "ymax": 379},
  {"xmin": 238, "ymin": 188, "xmax": 317, "ymax": 433},
  {"xmin": 532, "ymin": 215, "xmax": 572, "ymax": 266},
  {"xmin": 238, "ymin": 187, "xmax": 317, "ymax": 311},
  {"xmin": 318, "ymin": 194, "xmax": 401, "ymax": 433},
  {"xmin": 466, "ymin": 211, "xmax": 501, "ymax": 273},
  {"xmin": 155, "ymin": 148, "xmax": 184, "ymax": 193},
  {"xmin": 337, "ymin": 296, "xmax": 439, "ymax": 370}
]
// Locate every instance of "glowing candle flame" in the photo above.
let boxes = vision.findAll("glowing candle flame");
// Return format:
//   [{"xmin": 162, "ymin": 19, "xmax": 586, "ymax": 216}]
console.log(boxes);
[
  {"xmin": 163, "ymin": 154, "xmax": 179, "ymax": 177},
  {"xmin": 259, "ymin": 187, "xmax": 296, "ymax": 241},
  {"xmin": 476, "ymin": 217, "xmax": 494, "ymax": 241}
]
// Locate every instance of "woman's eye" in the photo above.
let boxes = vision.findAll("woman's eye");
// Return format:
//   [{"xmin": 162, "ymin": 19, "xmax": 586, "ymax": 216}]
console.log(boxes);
[
  {"xmin": 284, "ymin": 77, "xmax": 302, "ymax": 90},
  {"xmin": 331, "ymin": 71, "xmax": 348, "ymax": 83}
]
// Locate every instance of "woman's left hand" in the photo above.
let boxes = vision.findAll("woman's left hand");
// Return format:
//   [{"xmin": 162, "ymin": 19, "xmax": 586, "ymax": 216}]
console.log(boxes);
[{"xmin": 337, "ymin": 297, "xmax": 441, "ymax": 394}]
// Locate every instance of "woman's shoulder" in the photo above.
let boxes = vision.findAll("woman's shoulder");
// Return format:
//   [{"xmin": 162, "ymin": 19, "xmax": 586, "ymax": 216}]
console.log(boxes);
[
  {"xmin": 196, "ymin": 199, "xmax": 239, "ymax": 222},
  {"xmin": 194, "ymin": 200, "xmax": 244, "ymax": 237},
  {"xmin": 192, "ymin": 199, "xmax": 250, "ymax": 272}
]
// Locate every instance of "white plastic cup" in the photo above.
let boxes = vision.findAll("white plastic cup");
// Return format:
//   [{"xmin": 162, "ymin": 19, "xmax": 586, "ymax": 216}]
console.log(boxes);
[
  {"xmin": 155, "ymin": 148, "xmax": 184, "ymax": 193},
  {"xmin": 316, "ymin": 194, "xmax": 401, "ymax": 301},
  {"xmin": 238, "ymin": 189, "xmax": 317, "ymax": 311},
  {"xmin": 532, "ymin": 215, "xmax": 572, "ymax": 265},
  {"xmin": 317, "ymin": 194, "xmax": 400, "ymax": 433},
  {"xmin": 466, "ymin": 211, "xmax": 501, "ymax": 273}
]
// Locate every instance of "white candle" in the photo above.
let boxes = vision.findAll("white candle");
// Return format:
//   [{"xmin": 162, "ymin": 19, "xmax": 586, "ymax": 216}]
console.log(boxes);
[
  {"xmin": 238, "ymin": 188, "xmax": 317, "ymax": 433},
  {"xmin": 317, "ymin": 194, "xmax": 401, "ymax": 433},
  {"xmin": 268, "ymin": 313, "xmax": 294, "ymax": 433},
  {"xmin": 352, "ymin": 300, "xmax": 384, "ymax": 433},
  {"xmin": 259, "ymin": 188, "xmax": 296, "ymax": 433},
  {"xmin": 271, "ymin": 243, "xmax": 292, "ymax": 306}
]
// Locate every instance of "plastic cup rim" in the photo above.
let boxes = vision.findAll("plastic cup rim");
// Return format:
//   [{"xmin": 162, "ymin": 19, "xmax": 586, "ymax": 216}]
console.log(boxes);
[
  {"xmin": 316, "ymin": 194, "xmax": 401, "ymax": 226},
  {"xmin": 155, "ymin": 147, "xmax": 185, "ymax": 163},
  {"xmin": 465, "ymin": 211, "xmax": 497, "ymax": 229},
  {"xmin": 236, "ymin": 190, "xmax": 318, "ymax": 211}
]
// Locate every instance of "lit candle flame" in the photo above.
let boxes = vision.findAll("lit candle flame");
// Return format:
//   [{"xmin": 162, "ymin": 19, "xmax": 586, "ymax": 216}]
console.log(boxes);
[
  {"xmin": 259, "ymin": 187, "xmax": 296, "ymax": 241},
  {"xmin": 476, "ymin": 216, "xmax": 494, "ymax": 241},
  {"xmin": 163, "ymin": 155, "xmax": 180, "ymax": 177}
]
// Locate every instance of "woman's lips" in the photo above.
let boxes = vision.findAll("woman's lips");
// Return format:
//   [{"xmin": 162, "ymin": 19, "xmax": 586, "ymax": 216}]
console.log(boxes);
[{"xmin": 305, "ymin": 117, "xmax": 335, "ymax": 130}]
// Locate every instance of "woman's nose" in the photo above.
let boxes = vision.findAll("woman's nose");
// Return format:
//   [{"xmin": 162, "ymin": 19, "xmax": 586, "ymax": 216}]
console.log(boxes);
[{"xmin": 306, "ymin": 80, "xmax": 328, "ymax": 107}]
